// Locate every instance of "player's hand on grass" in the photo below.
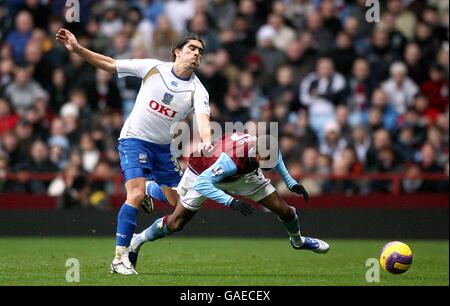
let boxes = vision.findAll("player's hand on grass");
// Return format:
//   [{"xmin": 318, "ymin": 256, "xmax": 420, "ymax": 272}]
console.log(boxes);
[
  {"xmin": 56, "ymin": 28, "xmax": 79, "ymax": 52},
  {"xmin": 289, "ymin": 184, "xmax": 309, "ymax": 202},
  {"xmin": 229, "ymin": 199, "xmax": 255, "ymax": 216}
]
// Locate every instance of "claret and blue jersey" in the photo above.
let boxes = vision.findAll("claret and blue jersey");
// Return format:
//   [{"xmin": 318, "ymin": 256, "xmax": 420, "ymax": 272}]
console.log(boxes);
[{"xmin": 189, "ymin": 132, "xmax": 298, "ymax": 206}]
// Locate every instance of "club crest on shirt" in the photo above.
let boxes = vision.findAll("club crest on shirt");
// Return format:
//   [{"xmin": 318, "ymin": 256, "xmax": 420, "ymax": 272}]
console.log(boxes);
[
  {"xmin": 162, "ymin": 92, "xmax": 174, "ymax": 105},
  {"xmin": 139, "ymin": 153, "xmax": 148, "ymax": 163},
  {"xmin": 211, "ymin": 166, "xmax": 224, "ymax": 177}
]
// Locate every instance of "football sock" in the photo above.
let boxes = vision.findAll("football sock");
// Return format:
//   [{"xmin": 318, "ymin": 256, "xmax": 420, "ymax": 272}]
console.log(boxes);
[
  {"xmin": 141, "ymin": 215, "xmax": 172, "ymax": 243},
  {"xmin": 146, "ymin": 181, "xmax": 168, "ymax": 204},
  {"xmin": 279, "ymin": 211, "xmax": 303, "ymax": 245},
  {"xmin": 115, "ymin": 203, "xmax": 138, "ymax": 248},
  {"xmin": 114, "ymin": 246, "xmax": 128, "ymax": 260}
]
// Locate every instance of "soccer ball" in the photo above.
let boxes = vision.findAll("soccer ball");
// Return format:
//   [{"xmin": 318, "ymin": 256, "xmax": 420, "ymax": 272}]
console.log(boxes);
[{"xmin": 379, "ymin": 241, "xmax": 413, "ymax": 274}]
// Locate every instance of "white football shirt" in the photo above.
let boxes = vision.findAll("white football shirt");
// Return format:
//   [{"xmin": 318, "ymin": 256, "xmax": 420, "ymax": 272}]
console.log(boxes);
[{"xmin": 116, "ymin": 59, "xmax": 210, "ymax": 144}]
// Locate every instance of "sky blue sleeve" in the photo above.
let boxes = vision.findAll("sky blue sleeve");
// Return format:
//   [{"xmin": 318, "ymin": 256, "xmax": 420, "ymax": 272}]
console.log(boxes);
[
  {"xmin": 274, "ymin": 151, "xmax": 297, "ymax": 189},
  {"xmin": 194, "ymin": 153, "xmax": 238, "ymax": 206}
]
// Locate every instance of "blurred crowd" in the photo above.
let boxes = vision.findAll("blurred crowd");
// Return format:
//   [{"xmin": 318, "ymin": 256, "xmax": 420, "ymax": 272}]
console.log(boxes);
[{"xmin": 0, "ymin": 0, "xmax": 448, "ymax": 203}]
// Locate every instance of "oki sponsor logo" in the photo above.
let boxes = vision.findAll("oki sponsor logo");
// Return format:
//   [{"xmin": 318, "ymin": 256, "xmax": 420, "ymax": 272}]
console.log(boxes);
[{"xmin": 148, "ymin": 100, "xmax": 178, "ymax": 118}]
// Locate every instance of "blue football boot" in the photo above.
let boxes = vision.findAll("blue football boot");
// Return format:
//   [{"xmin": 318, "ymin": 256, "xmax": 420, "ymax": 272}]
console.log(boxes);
[{"xmin": 290, "ymin": 236, "xmax": 330, "ymax": 253}]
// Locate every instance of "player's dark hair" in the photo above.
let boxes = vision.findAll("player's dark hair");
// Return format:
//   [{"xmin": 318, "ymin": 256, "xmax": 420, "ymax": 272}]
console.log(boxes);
[{"xmin": 171, "ymin": 33, "xmax": 205, "ymax": 61}]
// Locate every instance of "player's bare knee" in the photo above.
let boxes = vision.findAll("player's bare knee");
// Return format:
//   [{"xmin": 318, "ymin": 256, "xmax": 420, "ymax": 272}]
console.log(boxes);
[
  {"xmin": 279, "ymin": 205, "xmax": 296, "ymax": 221},
  {"xmin": 126, "ymin": 189, "xmax": 145, "ymax": 206}
]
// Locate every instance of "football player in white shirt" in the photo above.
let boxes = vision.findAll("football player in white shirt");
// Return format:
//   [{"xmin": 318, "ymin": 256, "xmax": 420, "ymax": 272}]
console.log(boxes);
[{"xmin": 56, "ymin": 28, "xmax": 212, "ymax": 275}]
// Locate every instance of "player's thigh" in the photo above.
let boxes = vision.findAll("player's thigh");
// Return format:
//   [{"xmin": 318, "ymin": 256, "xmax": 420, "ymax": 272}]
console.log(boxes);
[
  {"xmin": 221, "ymin": 169, "xmax": 276, "ymax": 202},
  {"xmin": 150, "ymin": 143, "xmax": 184, "ymax": 194},
  {"xmin": 118, "ymin": 138, "xmax": 155, "ymax": 175},
  {"xmin": 176, "ymin": 168, "xmax": 207, "ymax": 212}
]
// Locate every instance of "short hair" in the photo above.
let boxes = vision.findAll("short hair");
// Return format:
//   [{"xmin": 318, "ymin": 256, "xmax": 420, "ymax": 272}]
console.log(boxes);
[{"xmin": 171, "ymin": 33, "xmax": 205, "ymax": 61}]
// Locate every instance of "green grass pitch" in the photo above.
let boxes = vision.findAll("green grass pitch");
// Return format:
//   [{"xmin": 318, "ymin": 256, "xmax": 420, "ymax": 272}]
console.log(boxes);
[{"xmin": 0, "ymin": 237, "xmax": 448, "ymax": 286}]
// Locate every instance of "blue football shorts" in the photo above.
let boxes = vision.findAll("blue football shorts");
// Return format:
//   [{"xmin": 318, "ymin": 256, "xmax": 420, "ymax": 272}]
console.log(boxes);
[{"xmin": 118, "ymin": 138, "xmax": 183, "ymax": 187}]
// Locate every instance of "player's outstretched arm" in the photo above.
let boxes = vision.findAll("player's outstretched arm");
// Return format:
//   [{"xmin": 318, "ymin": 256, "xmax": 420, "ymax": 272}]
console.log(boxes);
[
  {"xmin": 194, "ymin": 154, "xmax": 236, "ymax": 207},
  {"xmin": 195, "ymin": 172, "xmax": 255, "ymax": 216},
  {"xmin": 56, "ymin": 28, "xmax": 116, "ymax": 74},
  {"xmin": 193, "ymin": 153, "xmax": 255, "ymax": 215},
  {"xmin": 195, "ymin": 113, "xmax": 213, "ymax": 154},
  {"xmin": 273, "ymin": 152, "xmax": 309, "ymax": 202}
]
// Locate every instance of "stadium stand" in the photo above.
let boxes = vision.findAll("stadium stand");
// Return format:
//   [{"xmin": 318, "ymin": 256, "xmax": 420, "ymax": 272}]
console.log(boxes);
[{"xmin": 0, "ymin": 0, "xmax": 448, "ymax": 210}]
